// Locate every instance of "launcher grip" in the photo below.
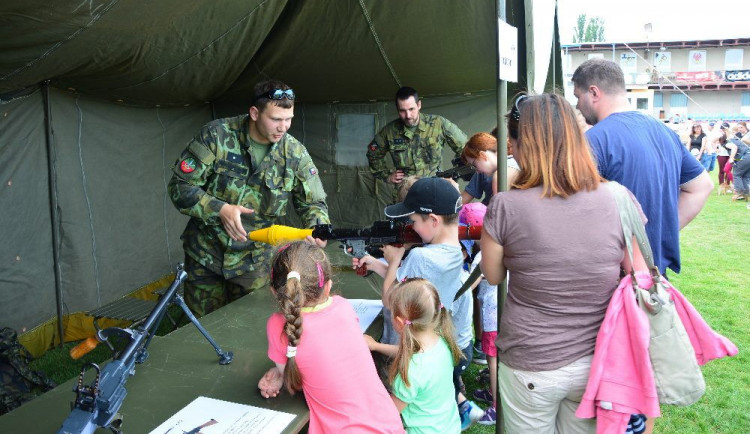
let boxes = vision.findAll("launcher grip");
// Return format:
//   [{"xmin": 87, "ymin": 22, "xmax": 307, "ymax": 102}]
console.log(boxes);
[
  {"xmin": 356, "ymin": 264, "xmax": 368, "ymax": 276},
  {"xmin": 70, "ymin": 336, "xmax": 100, "ymax": 360}
]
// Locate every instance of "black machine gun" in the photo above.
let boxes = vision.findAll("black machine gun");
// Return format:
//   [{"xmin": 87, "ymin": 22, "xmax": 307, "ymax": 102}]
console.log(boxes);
[
  {"xmin": 57, "ymin": 265, "xmax": 233, "ymax": 434},
  {"xmin": 249, "ymin": 221, "xmax": 482, "ymax": 276},
  {"xmin": 436, "ymin": 157, "xmax": 475, "ymax": 182}
]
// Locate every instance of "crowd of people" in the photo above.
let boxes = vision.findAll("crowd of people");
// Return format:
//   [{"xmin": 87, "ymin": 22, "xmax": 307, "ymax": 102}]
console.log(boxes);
[
  {"xmin": 676, "ymin": 119, "xmax": 750, "ymax": 202},
  {"xmin": 167, "ymin": 58, "xmax": 721, "ymax": 433}
]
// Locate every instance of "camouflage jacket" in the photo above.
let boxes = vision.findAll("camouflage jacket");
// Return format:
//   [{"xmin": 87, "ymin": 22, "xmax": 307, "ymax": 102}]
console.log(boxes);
[
  {"xmin": 168, "ymin": 114, "xmax": 330, "ymax": 278},
  {"xmin": 366, "ymin": 113, "xmax": 467, "ymax": 181}
]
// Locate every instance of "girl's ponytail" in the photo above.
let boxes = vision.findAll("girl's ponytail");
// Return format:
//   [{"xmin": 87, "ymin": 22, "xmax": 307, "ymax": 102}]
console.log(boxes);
[
  {"xmin": 437, "ymin": 304, "xmax": 462, "ymax": 366},
  {"xmin": 389, "ymin": 316, "xmax": 421, "ymax": 388},
  {"xmin": 280, "ymin": 273, "xmax": 304, "ymax": 394},
  {"xmin": 387, "ymin": 278, "xmax": 463, "ymax": 386},
  {"xmin": 269, "ymin": 242, "xmax": 332, "ymax": 395}
]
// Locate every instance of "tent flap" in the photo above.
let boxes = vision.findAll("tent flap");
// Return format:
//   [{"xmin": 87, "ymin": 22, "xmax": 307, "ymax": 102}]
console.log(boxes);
[{"xmin": 0, "ymin": 0, "xmax": 561, "ymax": 353}]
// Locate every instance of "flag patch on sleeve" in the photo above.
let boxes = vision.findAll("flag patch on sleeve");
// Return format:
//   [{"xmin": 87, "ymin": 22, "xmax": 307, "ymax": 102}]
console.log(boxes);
[{"xmin": 180, "ymin": 158, "xmax": 196, "ymax": 173}]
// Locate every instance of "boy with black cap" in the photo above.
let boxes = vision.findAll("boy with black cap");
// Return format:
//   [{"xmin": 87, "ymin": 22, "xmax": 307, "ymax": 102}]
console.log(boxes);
[{"xmin": 357, "ymin": 177, "xmax": 483, "ymax": 429}]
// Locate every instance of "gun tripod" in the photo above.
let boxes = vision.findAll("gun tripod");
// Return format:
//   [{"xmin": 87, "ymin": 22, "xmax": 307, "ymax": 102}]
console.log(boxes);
[{"xmin": 60, "ymin": 264, "xmax": 232, "ymax": 434}]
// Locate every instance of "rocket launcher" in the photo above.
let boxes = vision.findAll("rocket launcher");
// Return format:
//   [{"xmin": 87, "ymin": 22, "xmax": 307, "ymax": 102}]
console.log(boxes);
[{"xmin": 249, "ymin": 221, "xmax": 482, "ymax": 276}]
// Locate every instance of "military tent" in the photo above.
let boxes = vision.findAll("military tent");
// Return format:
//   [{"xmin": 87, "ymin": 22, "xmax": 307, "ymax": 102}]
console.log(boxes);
[{"xmin": 0, "ymin": 0, "xmax": 561, "ymax": 356}]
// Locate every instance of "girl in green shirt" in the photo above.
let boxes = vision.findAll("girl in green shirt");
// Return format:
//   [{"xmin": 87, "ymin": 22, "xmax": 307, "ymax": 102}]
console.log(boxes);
[{"xmin": 387, "ymin": 278, "xmax": 463, "ymax": 433}]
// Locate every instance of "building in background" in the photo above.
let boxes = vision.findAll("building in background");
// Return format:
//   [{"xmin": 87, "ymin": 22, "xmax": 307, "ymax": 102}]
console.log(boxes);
[{"xmin": 561, "ymin": 38, "xmax": 750, "ymax": 122}]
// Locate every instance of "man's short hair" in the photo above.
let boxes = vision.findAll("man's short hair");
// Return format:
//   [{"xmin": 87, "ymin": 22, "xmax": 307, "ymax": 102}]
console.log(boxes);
[
  {"xmin": 397, "ymin": 176, "xmax": 421, "ymax": 202},
  {"xmin": 251, "ymin": 79, "xmax": 294, "ymax": 111},
  {"xmin": 384, "ymin": 177, "xmax": 462, "ymax": 218},
  {"xmin": 395, "ymin": 86, "xmax": 419, "ymax": 105},
  {"xmin": 571, "ymin": 59, "xmax": 626, "ymax": 95}
]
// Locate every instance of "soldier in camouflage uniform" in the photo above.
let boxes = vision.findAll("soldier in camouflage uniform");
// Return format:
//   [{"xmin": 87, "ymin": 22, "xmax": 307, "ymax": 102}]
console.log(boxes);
[
  {"xmin": 168, "ymin": 80, "xmax": 330, "ymax": 317},
  {"xmin": 366, "ymin": 86, "xmax": 467, "ymax": 194}
]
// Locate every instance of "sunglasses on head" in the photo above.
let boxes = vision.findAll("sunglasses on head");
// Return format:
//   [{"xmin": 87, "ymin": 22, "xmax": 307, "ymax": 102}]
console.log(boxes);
[
  {"xmin": 268, "ymin": 88, "xmax": 295, "ymax": 100},
  {"xmin": 255, "ymin": 88, "xmax": 296, "ymax": 103},
  {"xmin": 510, "ymin": 94, "xmax": 528, "ymax": 122}
]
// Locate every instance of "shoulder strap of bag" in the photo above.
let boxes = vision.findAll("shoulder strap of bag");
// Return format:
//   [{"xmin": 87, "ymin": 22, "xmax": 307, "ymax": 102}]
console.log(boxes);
[{"xmin": 605, "ymin": 182, "xmax": 661, "ymax": 284}]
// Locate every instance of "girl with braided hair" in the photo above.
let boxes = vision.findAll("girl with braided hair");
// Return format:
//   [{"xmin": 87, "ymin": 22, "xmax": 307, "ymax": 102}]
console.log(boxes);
[
  {"xmin": 387, "ymin": 278, "xmax": 462, "ymax": 433},
  {"xmin": 257, "ymin": 241, "xmax": 403, "ymax": 433}
]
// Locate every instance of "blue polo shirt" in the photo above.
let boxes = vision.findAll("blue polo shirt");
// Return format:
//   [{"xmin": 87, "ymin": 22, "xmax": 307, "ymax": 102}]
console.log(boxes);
[{"xmin": 586, "ymin": 111, "xmax": 704, "ymax": 274}]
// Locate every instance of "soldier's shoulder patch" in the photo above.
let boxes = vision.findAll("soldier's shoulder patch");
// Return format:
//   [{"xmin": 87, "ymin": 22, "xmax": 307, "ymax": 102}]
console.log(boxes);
[
  {"xmin": 368, "ymin": 142, "xmax": 378, "ymax": 152},
  {"xmin": 309, "ymin": 167, "xmax": 318, "ymax": 176},
  {"xmin": 180, "ymin": 158, "xmax": 196, "ymax": 173}
]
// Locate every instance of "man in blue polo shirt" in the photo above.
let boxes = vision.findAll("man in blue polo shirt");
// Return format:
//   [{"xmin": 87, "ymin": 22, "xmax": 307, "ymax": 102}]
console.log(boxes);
[{"xmin": 572, "ymin": 59, "xmax": 713, "ymax": 275}]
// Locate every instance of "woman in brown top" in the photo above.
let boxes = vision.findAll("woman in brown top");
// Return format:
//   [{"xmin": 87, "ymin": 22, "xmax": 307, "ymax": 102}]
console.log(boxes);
[{"xmin": 480, "ymin": 93, "xmax": 644, "ymax": 433}]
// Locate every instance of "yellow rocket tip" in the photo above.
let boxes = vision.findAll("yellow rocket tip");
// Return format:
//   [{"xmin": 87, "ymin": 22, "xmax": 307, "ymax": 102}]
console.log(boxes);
[
  {"xmin": 248, "ymin": 225, "xmax": 314, "ymax": 245},
  {"xmin": 248, "ymin": 227, "xmax": 272, "ymax": 243}
]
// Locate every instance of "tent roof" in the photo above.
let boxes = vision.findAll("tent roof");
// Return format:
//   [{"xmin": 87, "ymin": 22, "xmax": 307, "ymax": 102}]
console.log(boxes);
[{"xmin": 1, "ymin": 0, "xmax": 504, "ymax": 106}]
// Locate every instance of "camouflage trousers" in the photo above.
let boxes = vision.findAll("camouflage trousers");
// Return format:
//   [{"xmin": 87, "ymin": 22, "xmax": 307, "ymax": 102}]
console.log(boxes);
[{"xmin": 183, "ymin": 255, "xmax": 269, "ymax": 317}]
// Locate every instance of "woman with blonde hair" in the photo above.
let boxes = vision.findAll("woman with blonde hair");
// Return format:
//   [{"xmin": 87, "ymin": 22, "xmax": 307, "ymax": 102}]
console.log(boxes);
[{"xmin": 480, "ymin": 93, "xmax": 645, "ymax": 433}]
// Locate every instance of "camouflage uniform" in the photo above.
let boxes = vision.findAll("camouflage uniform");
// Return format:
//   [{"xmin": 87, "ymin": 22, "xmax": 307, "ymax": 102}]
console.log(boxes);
[
  {"xmin": 366, "ymin": 113, "xmax": 467, "ymax": 182},
  {"xmin": 0, "ymin": 327, "xmax": 56, "ymax": 415},
  {"xmin": 168, "ymin": 114, "xmax": 329, "ymax": 316}
]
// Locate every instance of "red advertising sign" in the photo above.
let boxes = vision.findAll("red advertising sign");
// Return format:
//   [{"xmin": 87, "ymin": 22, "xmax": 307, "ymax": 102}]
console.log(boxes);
[{"xmin": 674, "ymin": 71, "xmax": 723, "ymax": 82}]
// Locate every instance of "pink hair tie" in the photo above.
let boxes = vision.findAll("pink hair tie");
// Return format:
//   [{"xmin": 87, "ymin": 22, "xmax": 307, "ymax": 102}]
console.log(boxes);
[
  {"xmin": 316, "ymin": 263, "xmax": 325, "ymax": 288},
  {"xmin": 404, "ymin": 320, "xmax": 412, "ymax": 325},
  {"xmin": 439, "ymin": 303, "xmax": 444, "ymax": 310}
]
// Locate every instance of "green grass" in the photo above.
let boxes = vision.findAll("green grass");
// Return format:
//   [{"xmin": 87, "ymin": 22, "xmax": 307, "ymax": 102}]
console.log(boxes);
[
  {"xmin": 462, "ymin": 178, "xmax": 749, "ymax": 433},
  {"xmin": 28, "ymin": 304, "xmax": 189, "ymax": 384},
  {"xmin": 28, "ymin": 177, "xmax": 749, "ymax": 432}
]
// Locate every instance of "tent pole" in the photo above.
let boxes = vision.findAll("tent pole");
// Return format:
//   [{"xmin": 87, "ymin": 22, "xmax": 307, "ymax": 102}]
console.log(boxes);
[
  {"xmin": 495, "ymin": 1, "xmax": 508, "ymax": 433},
  {"xmin": 42, "ymin": 81, "xmax": 65, "ymax": 349}
]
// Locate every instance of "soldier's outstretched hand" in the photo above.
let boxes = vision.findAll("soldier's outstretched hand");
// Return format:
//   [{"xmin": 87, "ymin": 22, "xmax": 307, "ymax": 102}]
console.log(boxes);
[{"xmin": 219, "ymin": 204, "xmax": 254, "ymax": 241}]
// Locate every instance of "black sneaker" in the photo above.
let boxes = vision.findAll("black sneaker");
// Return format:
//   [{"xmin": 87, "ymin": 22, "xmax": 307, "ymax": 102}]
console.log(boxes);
[
  {"xmin": 475, "ymin": 367, "xmax": 490, "ymax": 384},
  {"xmin": 472, "ymin": 345, "xmax": 487, "ymax": 365}
]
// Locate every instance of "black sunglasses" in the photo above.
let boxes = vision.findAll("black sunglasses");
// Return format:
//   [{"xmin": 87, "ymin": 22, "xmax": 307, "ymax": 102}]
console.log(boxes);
[
  {"xmin": 254, "ymin": 88, "xmax": 296, "ymax": 103},
  {"xmin": 510, "ymin": 95, "xmax": 528, "ymax": 121},
  {"xmin": 267, "ymin": 88, "xmax": 295, "ymax": 100}
]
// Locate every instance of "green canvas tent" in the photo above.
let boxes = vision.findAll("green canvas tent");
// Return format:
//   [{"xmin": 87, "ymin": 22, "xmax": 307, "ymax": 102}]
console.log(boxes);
[{"xmin": 0, "ymin": 0, "xmax": 562, "ymax": 356}]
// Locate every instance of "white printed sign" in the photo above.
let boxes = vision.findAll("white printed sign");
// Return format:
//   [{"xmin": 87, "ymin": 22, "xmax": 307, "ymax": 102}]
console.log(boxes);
[
  {"xmin": 498, "ymin": 20, "xmax": 518, "ymax": 82},
  {"xmin": 149, "ymin": 396, "xmax": 295, "ymax": 434}
]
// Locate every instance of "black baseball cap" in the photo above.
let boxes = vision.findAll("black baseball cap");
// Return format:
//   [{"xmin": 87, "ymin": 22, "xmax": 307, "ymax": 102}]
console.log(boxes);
[
  {"xmin": 384, "ymin": 177, "xmax": 462, "ymax": 218},
  {"xmin": 720, "ymin": 122, "xmax": 730, "ymax": 129}
]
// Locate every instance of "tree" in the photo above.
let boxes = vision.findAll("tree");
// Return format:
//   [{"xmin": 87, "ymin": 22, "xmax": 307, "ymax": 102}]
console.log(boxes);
[{"xmin": 572, "ymin": 14, "xmax": 606, "ymax": 43}]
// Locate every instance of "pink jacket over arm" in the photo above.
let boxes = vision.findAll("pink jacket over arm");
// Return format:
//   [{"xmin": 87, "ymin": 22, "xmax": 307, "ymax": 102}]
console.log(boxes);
[
  {"xmin": 577, "ymin": 273, "xmax": 738, "ymax": 434},
  {"xmin": 666, "ymin": 286, "xmax": 738, "ymax": 365},
  {"xmin": 575, "ymin": 274, "xmax": 660, "ymax": 433}
]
